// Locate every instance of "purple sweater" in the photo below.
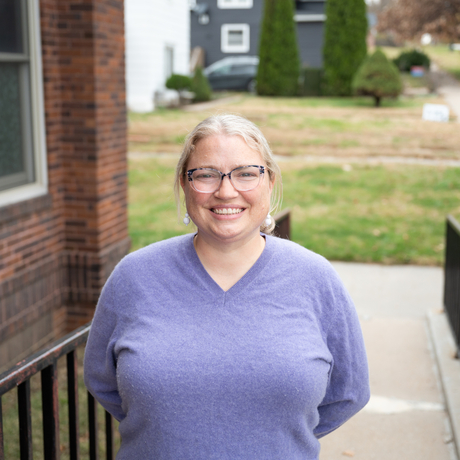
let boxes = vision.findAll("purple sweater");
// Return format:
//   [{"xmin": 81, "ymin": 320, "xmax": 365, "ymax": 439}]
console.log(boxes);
[{"xmin": 84, "ymin": 233, "xmax": 369, "ymax": 459}]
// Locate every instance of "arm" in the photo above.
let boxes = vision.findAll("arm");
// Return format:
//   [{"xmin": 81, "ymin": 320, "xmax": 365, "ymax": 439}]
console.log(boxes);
[
  {"xmin": 313, "ymin": 270, "xmax": 370, "ymax": 438},
  {"xmin": 84, "ymin": 268, "xmax": 126, "ymax": 422}
]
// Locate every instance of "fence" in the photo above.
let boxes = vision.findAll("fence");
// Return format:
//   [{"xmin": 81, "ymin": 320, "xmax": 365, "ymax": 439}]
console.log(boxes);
[
  {"xmin": 0, "ymin": 209, "xmax": 292, "ymax": 459},
  {"xmin": 444, "ymin": 214, "xmax": 460, "ymax": 358},
  {"xmin": 0, "ymin": 323, "xmax": 115, "ymax": 460}
]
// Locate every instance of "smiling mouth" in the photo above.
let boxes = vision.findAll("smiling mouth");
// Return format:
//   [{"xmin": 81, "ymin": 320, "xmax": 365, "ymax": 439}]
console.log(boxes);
[{"xmin": 211, "ymin": 208, "xmax": 244, "ymax": 215}]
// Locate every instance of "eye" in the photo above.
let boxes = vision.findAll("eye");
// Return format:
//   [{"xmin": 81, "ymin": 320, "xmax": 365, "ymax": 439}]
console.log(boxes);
[
  {"xmin": 193, "ymin": 170, "xmax": 220, "ymax": 181},
  {"xmin": 234, "ymin": 167, "xmax": 259, "ymax": 179},
  {"xmin": 196, "ymin": 173, "xmax": 213, "ymax": 179}
]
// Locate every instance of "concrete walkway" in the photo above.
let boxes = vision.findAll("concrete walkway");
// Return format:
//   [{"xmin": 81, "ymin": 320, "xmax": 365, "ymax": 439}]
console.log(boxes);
[
  {"xmin": 430, "ymin": 64, "xmax": 460, "ymax": 122},
  {"xmin": 319, "ymin": 262, "xmax": 460, "ymax": 460}
]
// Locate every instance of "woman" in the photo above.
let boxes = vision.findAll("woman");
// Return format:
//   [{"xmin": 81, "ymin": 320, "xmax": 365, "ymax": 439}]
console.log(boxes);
[{"xmin": 84, "ymin": 114, "xmax": 370, "ymax": 459}]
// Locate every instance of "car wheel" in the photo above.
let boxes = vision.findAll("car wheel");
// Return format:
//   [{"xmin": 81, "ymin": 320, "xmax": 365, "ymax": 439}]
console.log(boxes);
[{"xmin": 247, "ymin": 79, "xmax": 257, "ymax": 94}]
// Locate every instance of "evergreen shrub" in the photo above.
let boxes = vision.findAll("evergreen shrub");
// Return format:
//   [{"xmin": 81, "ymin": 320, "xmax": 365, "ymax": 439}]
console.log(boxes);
[
  {"xmin": 257, "ymin": 0, "xmax": 300, "ymax": 96},
  {"xmin": 165, "ymin": 74, "xmax": 192, "ymax": 92},
  {"xmin": 352, "ymin": 49, "xmax": 402, "ymax": 107},
  {"xmin": 322, "ymin": 0, "xmax": 368, "ymax": 96},
  {"xmin": 191, "ymin": 67, "xmax": 212, "ymax": 102},
  {"xmin": 393, "ymin": 49, "xmax": 431, "ymax": 72}
]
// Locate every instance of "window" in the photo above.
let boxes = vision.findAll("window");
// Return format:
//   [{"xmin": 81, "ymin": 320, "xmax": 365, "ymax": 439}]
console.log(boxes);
[
  {"xmin": 164, "ymin": 46, "xmax": 174, "ymax": 81},
  {"xmin": 0, "ymin": 0, "xmax": 47, "ymax": 207},
  {"xmin": 218, "ymin": 0, "xmax": 253, "ymax": 9},
  {"xmin": 221, "ymin": 24, "xmax": 250, "ymax": 53}
]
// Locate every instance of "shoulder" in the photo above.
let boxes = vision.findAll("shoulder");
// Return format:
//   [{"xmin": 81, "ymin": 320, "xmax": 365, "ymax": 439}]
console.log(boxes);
[
  {"xmin": 120, "ymin": 233, "xmax": 192, "ymax": 267},
  {"xmin": 108, "ymin": 233, "xmax": 195, "ymax": 284},
  {"xmin": 265, "ymin": 235, "xmax": 347, "ymax": 298},
  {"xmin": 266, "ymin": 235, "xmax": 335, "ymax": 275}
]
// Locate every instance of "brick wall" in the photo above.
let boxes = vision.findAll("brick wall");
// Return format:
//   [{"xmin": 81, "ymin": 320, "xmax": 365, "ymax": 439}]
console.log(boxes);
[{"xmin": 0, "ymin": 0, "xmax": 130, "ymax": 371}]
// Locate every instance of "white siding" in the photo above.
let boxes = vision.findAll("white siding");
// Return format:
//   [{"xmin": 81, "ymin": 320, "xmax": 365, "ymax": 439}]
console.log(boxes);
[{"xmin": 125, "ymin": 0, "xmax": 190, "ymax": 112}]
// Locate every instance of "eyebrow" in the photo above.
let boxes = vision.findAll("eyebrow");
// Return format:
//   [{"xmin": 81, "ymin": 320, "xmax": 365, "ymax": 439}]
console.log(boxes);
[{"xmin": 191, "ymin": 164, "xmax": 253, "ymax": 171}]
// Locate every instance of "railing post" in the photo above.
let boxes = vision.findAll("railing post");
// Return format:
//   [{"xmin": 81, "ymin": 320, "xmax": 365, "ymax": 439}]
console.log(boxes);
[
  {"xmin": 67, "ymin": 351, "xmax": 80, "ymax": 460},
  {"xmin": 42, "ymin": 362, "xmax": 60, "ymax": 460},
  {"xmin": 273, "ymin": 208, "xmax": 291, "ymax": 240},
  {"xmin": 0, "ymin": 397, "xmax": 4, "ymax": 460},
  {"xmin": 444, "ymin": 214, "xmax": 460, "ymax": 357},
  {"xmin": 18, "ymin": 380, "xmax": 33, "ymax": 460},
  {"xmin": 88, "ymin": 393, "xmax": 99, "ymax": 460},
  {"xmin": 105, "ymin": 411, "xmax": 114, "ymax": 460}
]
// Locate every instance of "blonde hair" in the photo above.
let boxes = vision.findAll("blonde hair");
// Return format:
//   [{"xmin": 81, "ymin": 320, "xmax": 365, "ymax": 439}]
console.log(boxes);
[{"xmin": 174, "ymin": 114, "xmax": 282, "ymax": 234}]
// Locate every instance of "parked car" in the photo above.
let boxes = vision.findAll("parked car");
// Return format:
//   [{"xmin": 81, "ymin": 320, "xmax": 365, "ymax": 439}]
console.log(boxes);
[{"xmin": 204, "ymin": 56, "xmax": 259, "ymax": 92}]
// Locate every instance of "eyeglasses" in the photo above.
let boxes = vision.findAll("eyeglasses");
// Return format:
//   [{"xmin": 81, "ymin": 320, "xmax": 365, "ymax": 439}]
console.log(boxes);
[{"xmin": 186, "ymin": 165, "xmax": 265, "ymax": 193}]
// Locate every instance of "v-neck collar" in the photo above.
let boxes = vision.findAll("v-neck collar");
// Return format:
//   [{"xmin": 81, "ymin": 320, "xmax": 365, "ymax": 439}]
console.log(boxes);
[{"xmin": 181, "ymin": 233, "xmax": 275, "ymax": 298}]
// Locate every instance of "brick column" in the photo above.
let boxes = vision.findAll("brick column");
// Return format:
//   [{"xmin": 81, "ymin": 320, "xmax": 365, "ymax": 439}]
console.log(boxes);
[{"xmin": 57, "ymin": 0, "xmax": 130, "ymax": 328}]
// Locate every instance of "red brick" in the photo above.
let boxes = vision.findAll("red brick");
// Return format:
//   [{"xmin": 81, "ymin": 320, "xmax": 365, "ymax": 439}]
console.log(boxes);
[{"xmin": 0, "ymin": 0, "xmax": 129, "ymax": 369}]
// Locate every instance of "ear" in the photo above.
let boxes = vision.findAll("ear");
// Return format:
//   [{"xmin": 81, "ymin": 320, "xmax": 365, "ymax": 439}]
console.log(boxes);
[{"xmin": 180, "ymin": 174, "xmax": 186, "ymax": 192}]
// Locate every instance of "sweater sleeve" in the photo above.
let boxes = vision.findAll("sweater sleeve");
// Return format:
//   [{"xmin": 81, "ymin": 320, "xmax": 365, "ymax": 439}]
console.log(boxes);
[
  {"xmin": 313, "ymin": 266, "xmax": 370, "ymax": 438},
  {"xmin": 83, "ymin": 267, "xmax": 126, "ymax": 422}
]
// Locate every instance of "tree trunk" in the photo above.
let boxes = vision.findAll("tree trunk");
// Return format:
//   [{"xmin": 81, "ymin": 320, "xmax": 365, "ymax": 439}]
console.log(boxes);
[{"xmin": 375, "ymin": 95, "xmax": 381, "ymax": 107}]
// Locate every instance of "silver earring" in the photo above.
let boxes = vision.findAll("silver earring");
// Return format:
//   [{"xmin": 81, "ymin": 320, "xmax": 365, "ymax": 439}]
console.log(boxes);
[
  {"xmin": 183, "ymin": 212, "xmax": 190, "ymax": 226},
  {"xmin": 265, "ymin": 213, "xmax": 272, "ymax": 226}
]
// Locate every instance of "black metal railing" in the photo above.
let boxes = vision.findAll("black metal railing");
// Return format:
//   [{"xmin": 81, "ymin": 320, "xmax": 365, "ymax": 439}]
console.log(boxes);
[
  {"xmin": 0, "ymin": 323, "xmax": 115, "ymax": 460},
  {"xmin": 274, "ymin": 208, "xmax": 291, "ymax": 240},
  {"xmin": 444, "ymin": 214, "xmax": 460, "ymax": 357}
]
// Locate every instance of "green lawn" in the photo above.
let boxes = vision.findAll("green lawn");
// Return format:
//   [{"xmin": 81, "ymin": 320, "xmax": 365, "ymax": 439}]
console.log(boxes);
[{"xmin": 129, "ymin": 157, "xmax": 460, "ymax": 266}]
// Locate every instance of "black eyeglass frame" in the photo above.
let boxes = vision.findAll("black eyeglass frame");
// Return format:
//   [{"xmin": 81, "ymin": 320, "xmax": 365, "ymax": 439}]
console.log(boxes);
[{"xmin": 186, "ymin": 165, "xmax": 265, "ymax": 193}]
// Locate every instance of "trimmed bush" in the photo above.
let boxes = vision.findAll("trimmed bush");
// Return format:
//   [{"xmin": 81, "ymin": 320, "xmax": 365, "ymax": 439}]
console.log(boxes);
[
  {"xmin": 393, "ymin": 49, "xmax": 431, "ymax": 72},
  {"xmin": 352, "ymin": 49, "xmax": 402, "ymax": 107},
  {"xmin": 165, "ymin": 74, "xmax": 192, "ymax": 92},
  {"xmin": 300, "ymin": 68, "xmax": 323, "ymax": 96},
  {"xmin": 322, "ymin": 0, "xmax": 368, "ymax": 96},
  {"xmin": 191, "ymin": 67, "xmax": 212, "ymax": 102},
  {"xmin": 257, "ymin": 0, "xmax": 300, "ymax": 96}
]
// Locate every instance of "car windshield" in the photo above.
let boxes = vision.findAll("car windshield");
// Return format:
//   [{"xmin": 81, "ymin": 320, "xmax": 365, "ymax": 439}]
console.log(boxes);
[
  {"xmin": 229, "ymin": 64, "xmax": 257, "ymax": 74},
  {"xmin": 205, "ymin": 58, "xmax": 258, "ymax": 75}
]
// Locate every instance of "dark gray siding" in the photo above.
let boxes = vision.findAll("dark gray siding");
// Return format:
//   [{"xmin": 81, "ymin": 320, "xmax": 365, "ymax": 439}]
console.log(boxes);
[
  {"xmin": 191, "ymin": 0, "xmax": 326, "ymax": 68},
  {"xmin": 296, "ymin": 22, "xmax": 324, "ymax": 67},
  {"xmin": 191, "ymin": 0, "xmax": 264, "ymax": 67},
  {"xmin": 295, "ymin": 0, "xmax": 325, "ymax": 67},
  {"xmin": 295, "ymin": 1, "xmax": 325, "ymax": 14}
]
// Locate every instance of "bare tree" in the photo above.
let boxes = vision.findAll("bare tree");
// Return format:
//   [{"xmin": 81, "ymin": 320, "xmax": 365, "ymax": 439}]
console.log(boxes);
[
  {"xmin": 377, "ymin": 0, "xmax": 460, "ymax": 42},
  {"xmin": 366, "ymin": 0, "xmax": 392, "ymax": 16}
]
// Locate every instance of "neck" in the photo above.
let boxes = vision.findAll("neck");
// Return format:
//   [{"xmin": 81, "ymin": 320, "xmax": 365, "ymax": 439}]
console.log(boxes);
[{"xmin": 193, "ymin": 232, "xmax": 266, "ymax": 291}]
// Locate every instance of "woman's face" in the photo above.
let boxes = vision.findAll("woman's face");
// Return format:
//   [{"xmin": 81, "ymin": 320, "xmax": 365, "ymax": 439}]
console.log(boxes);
[{"xmin": 181, "ymin": 134, "xmax": 273, "ymax": 246}]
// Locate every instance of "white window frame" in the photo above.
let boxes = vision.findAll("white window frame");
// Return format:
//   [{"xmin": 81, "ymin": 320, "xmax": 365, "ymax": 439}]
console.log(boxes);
[
  {"xmin": 164, "ymin": 45, "xmax": 174, "ymax": 81},
  {"xmin": 221, "ymin": 24, "xmax": 250, "ymax": 53},
  {"xmin": 217, "ymin": 0, "xmax": 253, "ymax": 9},
  {"xmin": 294, "ymin": 13, "xmax": 326, "ymax": 22},
  {"xmin": 0, "ymin": 0, "xmax": 48, "ymax": 208}
]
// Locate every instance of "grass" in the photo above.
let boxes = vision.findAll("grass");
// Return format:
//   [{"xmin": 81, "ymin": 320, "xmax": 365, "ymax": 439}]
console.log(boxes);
[
  {"xmin": 129, "ymin": 95, "xmax": 459, "ymax": 158},
  {"xmin": 128, "ymin": 94, "xmax": 460, "ymax": 266},
  {"xmin": 281, "ymin": 163, "xmax": 460, "ymax": 265},
  {"xmin": 128, "ymin": 157, "xmax": 460, "ymax": 266}
]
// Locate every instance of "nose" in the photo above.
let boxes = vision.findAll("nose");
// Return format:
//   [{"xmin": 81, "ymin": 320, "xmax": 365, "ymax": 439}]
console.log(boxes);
[{"xmin": 214, "ymin": 174, "xmax": 239, "ymax": 198}]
